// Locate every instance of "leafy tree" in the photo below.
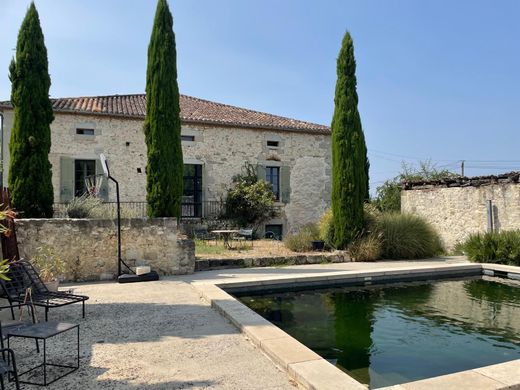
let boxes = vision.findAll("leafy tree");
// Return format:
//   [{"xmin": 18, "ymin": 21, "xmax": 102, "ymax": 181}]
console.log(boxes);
[
  {"xmin": 331, "ymin": 32, "xmax": 369, "ymax": 249},
  {"xmin": 375, "ymin": 160, "xmax": 457, "ymax": 212},
  {"xmin": 8, "ymin": 2, "xmax": 54, "ymax": 217},
  {"xmin": 225, "ymin": 163, "xmax": 277, "ymax": 232},
  {"xmin": 144, "ymin": 0, "xmax": 183, "ymax": 217}
]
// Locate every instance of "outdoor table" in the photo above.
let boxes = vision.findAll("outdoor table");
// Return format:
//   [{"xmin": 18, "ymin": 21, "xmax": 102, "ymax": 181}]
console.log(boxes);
[
  {"xmin": 7, "ymin": 321, "xmax": 80, "ymax": 386},
  {"xmin": 211, "ymin": 229, "xmax": 240, "ymax": 249}
]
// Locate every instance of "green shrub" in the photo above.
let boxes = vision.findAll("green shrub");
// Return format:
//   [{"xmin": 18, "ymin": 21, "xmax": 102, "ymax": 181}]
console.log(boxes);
[
  {"xmin": 225, "ymin": 162, "xmax": 277, "ymax": 232},
  {"xmin": 347, "ymin": 232, "xmax": 382, "ymax": 261},
  {"xmin": 66, "ymin": 195, "xmax": 102, "ymax": 218},
  {"xmin": 318, "ymin": 209, "xmax": 334, "ymax": 248},
  {"xmin": 377, "ymin": 213, "xmax": 443, "ymax": 259},
  {"xmin": 363, "ymin": 203, "xmax": 382, "ymax": 232},
  {"xmin": 284, "ymin": 224, "xmax": 320, "ymax": 252},
  {"xmin": 66, "ymin": 195, "xmax": 138, "ymax": 219},
  {"xmin": 462, "ymin": 230, "xmax": 520, "ymax": 266}
]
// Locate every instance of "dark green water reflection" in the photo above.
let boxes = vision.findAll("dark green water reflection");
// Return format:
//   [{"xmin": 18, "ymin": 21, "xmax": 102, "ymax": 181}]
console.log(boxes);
[{"xmin": 237, "ymin": 277, "xmax": 520, "ymax": 388}]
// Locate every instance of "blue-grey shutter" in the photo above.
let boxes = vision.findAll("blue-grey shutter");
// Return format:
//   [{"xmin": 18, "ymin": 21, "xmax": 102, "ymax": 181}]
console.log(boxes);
[
  {"xmin": 280, "ymin": 165, "xmax": 291, "ymax": 204},
  {"xmin": 256, "ymin": 164, "xmax": 266, "ymax": 181},
  {"xmin": 60, "ymin": 157, "xmax": 74, "ymax": 202},
  {"xmin": 96, "ymin": 159, "xmax": 109, "ymax": 201}
]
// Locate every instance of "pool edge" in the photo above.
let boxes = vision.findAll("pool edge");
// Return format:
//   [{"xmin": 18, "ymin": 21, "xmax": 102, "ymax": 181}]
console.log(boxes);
[{"xmin": 192, "ymin": 262, "xmax": 520, "ymax": 390}]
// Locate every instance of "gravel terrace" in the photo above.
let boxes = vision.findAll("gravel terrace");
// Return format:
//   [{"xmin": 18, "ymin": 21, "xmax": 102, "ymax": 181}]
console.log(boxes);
[{"xmin": 1, "ymin": 258, "xmax": 469, "ymax": 389}]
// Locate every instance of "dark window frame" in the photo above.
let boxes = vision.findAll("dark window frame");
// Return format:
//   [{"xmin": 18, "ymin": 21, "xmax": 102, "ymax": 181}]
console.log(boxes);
[
  {"xmin": 265, "ymin": 224, "xmax": 283, "ymax": 240},
  {"xmin": 266, "ymin": 166, "xmax": 280, "ymax": 201},
  {"xmin": 182, "ymin": 164, "xmax": 203, "ymax": 218},
  {"xmin": 266, "ymin": 140, "xmax": 279, "ymax": 148},
  {"xmin": 181, "ymin": 135, "xmax": 195, "ymax": 142},
  {"xmin": 74, "ymin": 159, "xmax": 96, "ymax": 197},
  {"xmin": 76, "ymin": 128, "xmax": 95, "ymax": 136}
]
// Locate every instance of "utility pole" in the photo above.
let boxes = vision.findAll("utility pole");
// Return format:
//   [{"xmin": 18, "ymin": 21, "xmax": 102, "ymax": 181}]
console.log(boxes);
[{"xmin": 461, "ymin": 160, "xmax": 465, "ymax": 177}]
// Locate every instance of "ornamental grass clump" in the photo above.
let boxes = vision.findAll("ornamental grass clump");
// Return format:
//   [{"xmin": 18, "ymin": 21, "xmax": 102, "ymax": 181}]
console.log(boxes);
[
  {"xmin": 377, "ymin": 213, "xmax": 443, "ymax": 259},
  {"xmin": 284, "ymin": 224, "xmax": 320, "ymax": 253},
  {"xmin": 462, "ymin": 230, "xmax": 520, "ymax": 266}
]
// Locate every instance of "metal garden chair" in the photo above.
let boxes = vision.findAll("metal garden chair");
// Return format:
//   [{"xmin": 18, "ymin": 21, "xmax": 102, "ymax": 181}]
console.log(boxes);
[{"xmin": 0, "ymin": 260, "xmax": 88, "ymax": 322}]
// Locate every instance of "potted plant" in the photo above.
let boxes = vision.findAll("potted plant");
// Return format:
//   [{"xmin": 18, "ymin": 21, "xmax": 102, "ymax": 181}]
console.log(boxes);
[
  {"xmin": 311, "ymin": 240, "xmax": 325, "ymax": 251},
  {"xmin": 31, "ymin": 246, "xmax": 65, "ymax": 291}
]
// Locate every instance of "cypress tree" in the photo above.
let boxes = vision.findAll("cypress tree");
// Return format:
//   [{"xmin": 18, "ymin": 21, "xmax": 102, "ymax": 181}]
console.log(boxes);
[
  {"xmin": 8, "ymin": 2, "xmax": 54, "ymax": 218},
  {"xmin": 331, "ymin": 32, "xmax": 369, "ymax": 248},
  {"xmin": 144, "ymin": 0, "xmax": 183, "ymax": 217}
]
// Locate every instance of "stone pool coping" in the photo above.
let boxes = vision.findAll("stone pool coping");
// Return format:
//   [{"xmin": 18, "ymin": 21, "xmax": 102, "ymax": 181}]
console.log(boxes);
[{"xmin": 192, "ymin": 262, "xmax": 520, "ymax": 390}]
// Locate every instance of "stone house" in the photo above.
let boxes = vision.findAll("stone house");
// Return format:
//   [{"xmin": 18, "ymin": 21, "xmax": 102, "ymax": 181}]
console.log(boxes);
[
  {"xmin": 0, "ymin": 94, "xmax": 332, "ymax": 237},
  {"xmin": 401, "ymin": 172, "xmax": 520, "ymax": 250}
]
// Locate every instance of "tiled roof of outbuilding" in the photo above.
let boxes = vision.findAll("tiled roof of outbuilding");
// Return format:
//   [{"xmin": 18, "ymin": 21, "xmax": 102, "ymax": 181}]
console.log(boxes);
[{"xmin": 0, "ymin": 94, "xmax": 330, "ymax": 134}]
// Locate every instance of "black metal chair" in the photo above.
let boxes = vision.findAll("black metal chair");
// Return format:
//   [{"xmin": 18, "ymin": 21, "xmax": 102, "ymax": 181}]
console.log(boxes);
[
  {"xmin": 233, "ymin": 228, "xmax": 254, "ymax": 247},
  {"xmin": 0, "ymin": 260, "xmax": 89, "ymax": 322},
  {"xmin": 0, "ymin": 348, "xmax": 19, "ymax": 390}
]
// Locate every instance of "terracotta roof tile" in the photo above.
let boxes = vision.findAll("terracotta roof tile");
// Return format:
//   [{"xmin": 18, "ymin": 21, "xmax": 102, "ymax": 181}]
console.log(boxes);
[{"xmin": 0, "ymin": 94, "xmax": 330, "ymax": 134}]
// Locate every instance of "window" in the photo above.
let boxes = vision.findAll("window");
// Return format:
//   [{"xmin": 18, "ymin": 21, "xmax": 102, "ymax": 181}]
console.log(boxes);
[
  {"xmin": 266, "ymin": 166, "xmax": 280, "ymax": 200},
  {"xmin": 76, "ymin": 128, "xmax": 95, "ymax": 135},
  {"xmin": 182, "ymin": 164, "xmax": 203, "ymax": 217},
  {"xmin": 267, "ymin": 140, "xmax": 279, "ymax": 148},
  {"xmin": 74, "ymin": 160, "xmax": 96, "ymax": 196},
  {"xmin": 181, "ymin": 135, "xmax": 195, "ymax": 142},
  {"xmin": 265, "ymin": 224, "xmax": 283, "ymax": 240}
]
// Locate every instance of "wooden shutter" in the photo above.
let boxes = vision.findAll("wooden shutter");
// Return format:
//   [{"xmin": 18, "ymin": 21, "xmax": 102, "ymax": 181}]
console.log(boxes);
[
  {"xmin": 59, "ymin": 157, "xmax": 74, "ymax": 202},
  {"xmin": 280, "ymin": 165, "xmax": 291, "ymax": 203},
  {"xmin": 96, "ymin": 159, "xmax": 109, "ymax": 201}
]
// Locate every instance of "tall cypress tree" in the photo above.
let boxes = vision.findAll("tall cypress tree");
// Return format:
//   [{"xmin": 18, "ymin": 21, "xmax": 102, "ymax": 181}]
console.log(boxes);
[
  {"xmin": 331, "ymin": 32, "xmax": 369, "ymax": 249},
  {"xmin": 144, "ymin": 0, "xmax": 183, "ymax": 217},
  {"xmin": 8, "ymin": 2, "xmax": 54, "ymax": 218}
]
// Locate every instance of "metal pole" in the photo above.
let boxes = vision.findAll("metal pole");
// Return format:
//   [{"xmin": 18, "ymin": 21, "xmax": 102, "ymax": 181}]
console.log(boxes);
[
  {"xmin": 487, "ymin": 200, "xmax": 494, "ymax": 232},
  {"xmin": 109, "ymin": 175, "xmax": 122, "ymax": 276}
]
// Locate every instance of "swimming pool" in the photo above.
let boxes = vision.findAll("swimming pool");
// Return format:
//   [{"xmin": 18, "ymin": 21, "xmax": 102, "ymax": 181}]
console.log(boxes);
[{"xmin": 237, "ymin": 276, "xmax": 520, "ymax": 388}]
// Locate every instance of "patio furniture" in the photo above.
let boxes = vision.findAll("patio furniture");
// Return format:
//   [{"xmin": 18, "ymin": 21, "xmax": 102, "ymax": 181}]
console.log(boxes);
[
  {"xmin": 193, "ymin": 228, "xmax": 215, "ymax": 241},
  {"xmin": 211, "ymin": 229, "xmax": 240, "ymax": 249},
  {"xmin": 0, "ymin": 260, "xmax": 89, "ymax": 322},
  {"xmin": 233, "ymin": 229, "xmax": 254, "ymax": 247},
  {"xmin": 0, "ymin": 348, "xmax": 19, "ymax": 390},
  {"xmin": 0, "ymin": 303, "xmax": 39, "ymax": 354},
  {"xmin": 6, "ymin": 321, "xmax": 79, "ymax": 386}
]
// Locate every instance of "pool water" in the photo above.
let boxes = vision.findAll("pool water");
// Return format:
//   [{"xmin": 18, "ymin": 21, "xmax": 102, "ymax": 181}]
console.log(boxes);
[{"xmin": 237, "ymin": 277, "xmax": 520, "ymax": 388}]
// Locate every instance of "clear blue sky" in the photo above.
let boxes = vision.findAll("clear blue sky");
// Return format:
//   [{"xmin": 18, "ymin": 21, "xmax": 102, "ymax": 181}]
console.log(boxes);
[{"xmin": 1, "ymin": 0, "xmax": 519, "ymax": 193}]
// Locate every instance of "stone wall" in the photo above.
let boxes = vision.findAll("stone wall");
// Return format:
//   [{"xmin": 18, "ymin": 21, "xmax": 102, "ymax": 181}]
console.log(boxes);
[
  {"xmin": 1, "ymin": 110, "xmax": 331, "ymax": 234},
  {"xmin": 15, "ymin": 218, "xmax": 195, "ymax": 281},
  {"xmin": 401, "ymin": 183, "xmax": 520, "ymax": 250}
]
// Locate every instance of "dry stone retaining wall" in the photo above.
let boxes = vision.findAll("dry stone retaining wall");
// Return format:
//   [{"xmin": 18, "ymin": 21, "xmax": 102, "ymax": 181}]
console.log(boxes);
[
  {"xmin": 15, "ymin": 218, "xmax": 195, "ymax": 281},
  {"xmin": 401, "ymin": 182, "xmax": 520, "ymax": 250}
]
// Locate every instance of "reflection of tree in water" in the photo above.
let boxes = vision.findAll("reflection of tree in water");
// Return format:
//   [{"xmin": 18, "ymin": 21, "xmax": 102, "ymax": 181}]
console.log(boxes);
[
  {"xmin": 332, "ymin": 289, "xmax": 374, "ymax": 384},
  {"xmin": 331, "ymin": 283, "xmax": 435, "ymax": 385},
  {"xmin": 464, "ymin": 279, "xmax": 520, "ymax": 307},
  {"xmin": 240, "ymin": 295, "xmax": 295, "ymax": 327}
]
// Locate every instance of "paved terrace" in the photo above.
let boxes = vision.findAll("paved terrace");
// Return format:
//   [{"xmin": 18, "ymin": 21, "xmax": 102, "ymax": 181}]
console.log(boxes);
[{"xmin": 4, "ymin": 258, "xmax": 470, "ymax": 389}]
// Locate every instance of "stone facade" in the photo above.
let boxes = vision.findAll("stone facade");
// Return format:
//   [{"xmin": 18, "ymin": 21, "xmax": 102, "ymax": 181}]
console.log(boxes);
[
  {"xmin": 0, "ymin": 109, "xmax": 331, "ymax": 235},
  {"xmin": 401, "ymin": 183, "xmax": 520, "ymax": 250},
  {"xmin": 15, "ymin": 218, "xmax": 195, "ymax": 281}
]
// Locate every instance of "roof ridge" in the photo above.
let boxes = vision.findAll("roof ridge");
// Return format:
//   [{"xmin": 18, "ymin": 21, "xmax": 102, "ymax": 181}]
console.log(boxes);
[
  {"xmin": 180, "ymin": 94, "xmax": 329, "ymax": 128},
  {"xmin": 1, "ymin": 93, "xmax": 331, "ymax": 134},
  {"xmin": 50, "ymin": 93, "xmax": 146, "ymax": 100}
]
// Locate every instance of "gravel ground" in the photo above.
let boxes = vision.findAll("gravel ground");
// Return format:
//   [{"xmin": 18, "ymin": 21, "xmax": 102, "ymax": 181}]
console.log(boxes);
[{"xmin": 3, "ymin": 280, "xmax": 297, "ymax": 390}]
